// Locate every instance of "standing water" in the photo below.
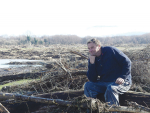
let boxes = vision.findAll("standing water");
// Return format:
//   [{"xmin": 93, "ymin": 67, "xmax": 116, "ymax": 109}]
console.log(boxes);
[{"xmin": 0, "ymin": 59, "xmax": 42, "ymax": 68}]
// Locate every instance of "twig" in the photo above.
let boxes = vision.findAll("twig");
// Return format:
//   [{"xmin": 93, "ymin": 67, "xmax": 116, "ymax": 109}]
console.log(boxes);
[
  {"xmin": 54, "ymin": 59, "xmax": 72, "ymax": 78},
  {"xmin": 143, "ymin": 101, "xmax": 149, "ymax": 108},
  {"xmin": 0, "ymin": 103, "xmax": 10, "ymax": 113},
  {"xmin": 70, "ymin": 50, "xmax": 88, "ymax": 60},
  {"xmin": 0, "ymin": 92, "xmax": 150, "ymax": 112},
  {"xmin": 26, "ymin": 103, "xmax": 30, "ymax": 113}
]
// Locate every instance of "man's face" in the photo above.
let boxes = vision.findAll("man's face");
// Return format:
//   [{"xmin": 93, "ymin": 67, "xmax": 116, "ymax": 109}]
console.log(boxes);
[{"xmin": 87, "ymin": 42, "xmax": 100, "ymax": 56}]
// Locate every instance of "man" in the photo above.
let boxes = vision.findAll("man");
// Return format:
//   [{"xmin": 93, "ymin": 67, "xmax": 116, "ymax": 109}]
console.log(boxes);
[{"xmin": 84, "ymin": 38, "xmax": 132, "ymax": 109}]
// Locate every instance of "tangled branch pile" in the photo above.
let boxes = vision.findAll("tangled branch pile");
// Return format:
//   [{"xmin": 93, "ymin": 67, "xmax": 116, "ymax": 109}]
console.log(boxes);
[
  {"xmin": 124, "ymin": 45, "xmax": 150, "ymax": 92},
  {"xmin": 0, "ymin": 44, "xmax": 150, "ymax": 113}
]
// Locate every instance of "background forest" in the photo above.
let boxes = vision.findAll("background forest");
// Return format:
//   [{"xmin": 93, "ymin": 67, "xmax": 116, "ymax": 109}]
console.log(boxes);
[{"xmin": 0, "ymin": 33, "xmax": 150, "ymax": 46}]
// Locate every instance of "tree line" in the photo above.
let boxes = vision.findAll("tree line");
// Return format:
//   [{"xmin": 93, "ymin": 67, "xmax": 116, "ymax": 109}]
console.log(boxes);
[{"xmin": 0, "ymin": 33, "xmax": 150, "ymax": 46}]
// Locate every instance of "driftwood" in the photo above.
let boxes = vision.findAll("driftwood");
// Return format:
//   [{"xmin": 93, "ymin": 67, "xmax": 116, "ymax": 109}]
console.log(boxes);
[
  {"xmin": 54, "ymin": 59, "xmax": 73, "ymax": 78},
  {"xmin": 41, "ymin": 70, "xmax": 87, "ymax": 81},
  {"xmin": 0, "ymin": 90, "xmax": 150, "ymax": 112},
  {"xmin": 0, "ymin": 103, "xmax": 10, "ymax": 113},
  {"xmin": 0, "ymin": 70, "xmax": 87, "ymax": 92},
  {"xmin": 0, "ymin": 92, "xmax": 72, "ymax": 105},
  {"xmin": 36, "ymin": 90, "xmax": 150, "ymax": 107},
  {"xmin": 1, "ymin": 88, "xmax": 150, "ymax": 107},
  {"xmin": 0, "ymin": 50, "xmax": 149, "ymax": 113},
  {"xmin": 70, "ymin": 50, "xmax": 88, "ymax": 59}
]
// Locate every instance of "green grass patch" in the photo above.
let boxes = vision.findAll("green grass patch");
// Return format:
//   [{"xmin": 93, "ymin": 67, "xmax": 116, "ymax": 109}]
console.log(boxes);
[
  {"xmin": 0, "ymin": 48, "xmax": 9, "ymax": 51},
  {"xmin": 0, "ymin": 79, "xmax": 39, "ymax": 90}
]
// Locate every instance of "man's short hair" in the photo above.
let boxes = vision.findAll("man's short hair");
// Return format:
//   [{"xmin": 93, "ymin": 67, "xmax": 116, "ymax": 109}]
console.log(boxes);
[{"xmin": 87, "ymin": 38, "xmax": 101, "ymax": 46}]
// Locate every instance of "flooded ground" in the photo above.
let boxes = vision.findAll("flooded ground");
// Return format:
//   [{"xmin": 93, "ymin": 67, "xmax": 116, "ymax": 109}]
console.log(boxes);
[
  {"xmin": 0, "ymin": 44, "xmax": 149, "ymax": 113},
  {"xmin": 0, "ymin": 59, "xmax": 43, "ymax": 68}
]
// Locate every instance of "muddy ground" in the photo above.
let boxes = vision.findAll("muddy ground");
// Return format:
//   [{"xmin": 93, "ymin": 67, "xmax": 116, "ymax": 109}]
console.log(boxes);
[
  {"xmin": 0, "ymin": 44, "xmax": 89, "ymax": 113},
  {"xmin": 0, "ymin": 44, "xmax": 87, "ymax": 59},
  {"xmin": 0, "ymin": 44, "xmax": 88, "ymax": 80},
  {"xmin": 0, "ymin": 44, "xmax": 150, "ymax": 113}
]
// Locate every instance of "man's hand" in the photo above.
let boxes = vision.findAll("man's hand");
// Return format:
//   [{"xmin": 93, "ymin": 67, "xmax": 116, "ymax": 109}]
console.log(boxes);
[
  {"xmin": 89, "ymin": 55, "xmax": 95, "ymax": 64},
  {"xmin": 115, "ymin": 77, "xmax": 124, "ymax": 85}
]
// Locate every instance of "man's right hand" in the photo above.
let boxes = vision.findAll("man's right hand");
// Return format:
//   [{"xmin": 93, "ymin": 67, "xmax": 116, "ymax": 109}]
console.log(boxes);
[{"xmin": 89, "ymin": 55, "xmax": 96, "ymax": 64}]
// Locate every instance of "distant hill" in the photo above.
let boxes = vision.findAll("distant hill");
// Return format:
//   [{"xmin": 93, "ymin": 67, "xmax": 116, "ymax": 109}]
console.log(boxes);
[{"xmin": 116, "ymin": 32, "xmax": 148, "ymax": 36}]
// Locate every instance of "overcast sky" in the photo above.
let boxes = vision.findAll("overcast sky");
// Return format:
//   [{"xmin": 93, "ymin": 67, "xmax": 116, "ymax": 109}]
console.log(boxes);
[{"xmin": 0, "ymin": 0, "xmax": 150, "ymax": 37}]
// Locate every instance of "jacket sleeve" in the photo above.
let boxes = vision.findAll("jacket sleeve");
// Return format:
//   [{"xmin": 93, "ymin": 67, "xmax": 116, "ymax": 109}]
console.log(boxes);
[
  {"xmin": 86, "ymin": 60, "xmax": 98, "ymax": 82},
  {"xmin": 112, "ymin": 47, "xmax": 131, "ymax": 79}
]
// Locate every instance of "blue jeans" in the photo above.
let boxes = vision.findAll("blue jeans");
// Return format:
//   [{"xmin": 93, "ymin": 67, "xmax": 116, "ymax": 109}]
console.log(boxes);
[{"xmin": 84, "ymin": 81, "xmax": 131, "ymax": 106}]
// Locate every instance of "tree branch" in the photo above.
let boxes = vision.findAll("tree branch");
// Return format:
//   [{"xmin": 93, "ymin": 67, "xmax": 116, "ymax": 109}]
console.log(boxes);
[
  {"xmin": 0, "ymin": 103, "xmax": 10, "ymax": 113},
  {"xmin": 0, "ymin": 92, "xmax": 150, "ymax": 112}
]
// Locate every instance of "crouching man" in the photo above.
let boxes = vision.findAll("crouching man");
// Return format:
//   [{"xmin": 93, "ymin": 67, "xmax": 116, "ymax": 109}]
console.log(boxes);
[{"xmin": 84, "ymin": 38, "xmax": 132, "ymax": 112}]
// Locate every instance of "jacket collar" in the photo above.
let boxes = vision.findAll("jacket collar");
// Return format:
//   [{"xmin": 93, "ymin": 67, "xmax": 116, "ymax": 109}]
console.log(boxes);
[
  {"xmin": 101, "ymin": 46, "xmax": 104, "ymax": 56},
  {"xmin": 95, "ymin": 46, "xmax": 104, "ymax": 60}
]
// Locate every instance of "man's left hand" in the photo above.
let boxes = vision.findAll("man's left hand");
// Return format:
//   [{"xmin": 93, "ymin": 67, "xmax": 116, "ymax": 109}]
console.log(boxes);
[{"xmin": 115, "ymin": 78, "xmax": 124, "ymax": 85}]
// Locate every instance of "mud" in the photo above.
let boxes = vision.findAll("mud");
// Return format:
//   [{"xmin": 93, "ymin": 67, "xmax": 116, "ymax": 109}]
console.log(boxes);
[{"xmin": 0, "ymin": 44, "xmax": 150, "ymax": 113}]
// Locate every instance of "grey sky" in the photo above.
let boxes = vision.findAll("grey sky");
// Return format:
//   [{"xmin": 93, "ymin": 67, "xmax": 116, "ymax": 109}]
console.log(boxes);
[{"xmin": 0, "ymin": 0, "xmax": 150, "ymax": 37}]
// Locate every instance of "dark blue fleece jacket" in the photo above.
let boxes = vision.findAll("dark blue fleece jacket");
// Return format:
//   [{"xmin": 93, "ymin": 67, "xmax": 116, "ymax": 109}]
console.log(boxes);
[{"xmin": 87, "ymin": 46, "xmax": 132, "ymax": 84}]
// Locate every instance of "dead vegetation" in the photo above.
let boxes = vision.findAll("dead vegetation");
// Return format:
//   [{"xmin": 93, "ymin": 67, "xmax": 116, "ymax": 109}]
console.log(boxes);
[
  {"xmin": 123, "ymin": 45, "xmax": 150, "ymax": 92},
  {"xmin": 0, "ymin": 44, "xmax": 150, "ymax": 113}
]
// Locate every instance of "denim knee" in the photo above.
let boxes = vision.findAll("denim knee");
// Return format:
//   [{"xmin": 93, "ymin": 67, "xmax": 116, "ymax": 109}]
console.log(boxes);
[
  {"xmin": 84, "ymin": 81, "xmax": 98, "ymax": 98},
  {"xmin": 84, "ymin": 82, "xmax": 91, "ymax": 90},
  {"xmin": 84, "ymin": 82, "xmax": 93, "ymax": 94},
  {"xmin": 106, "ymin": 84, "xmax": 118, "ymax": 93},
  {"xmin": 84, "ymin": 82, "xmax": 91, "ymax": 97}
]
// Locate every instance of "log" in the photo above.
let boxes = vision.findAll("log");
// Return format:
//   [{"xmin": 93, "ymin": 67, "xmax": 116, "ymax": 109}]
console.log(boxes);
[
  {"xmin": 36, "ymin": 90, "xmax": 150, "ymax": 107},
  {"xmin": 1, "ymin": 90, "xmax": 150, "ymax": 112},
  {"xmin": 71, "ymin": 70, "xmax": 87, "ymax": 76},
  {"xmin": 36, "ymin": 89, "xmax": 85, "ymax": 100},
  {"xmin": 1, "ymin": 90, "xmax": 150, "ymax": 107},
  {"xmin": 119, "ymin": 91, "xmax": 150, "ymax": 107},
  {"xmin": 36, "ymin": 90, "xmax": 150, "ymax": 113},
  {"xmin": 0, "ymin": 92, "xmax": 72, "ymax": 105},
  {"xmin": 0, "ymin": 103, "xmax": 10, "ymax": 113}
]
